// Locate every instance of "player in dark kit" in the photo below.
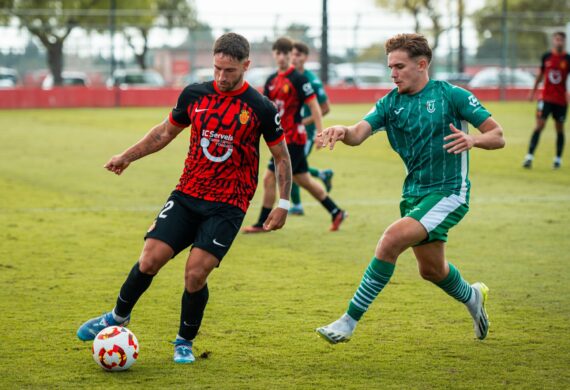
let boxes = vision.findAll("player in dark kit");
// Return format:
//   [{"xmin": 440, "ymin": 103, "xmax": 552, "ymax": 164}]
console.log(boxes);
[
  {"xmin": 524, "ymin": 31, "xmax": 570, "ymax": 169},
  {"xmin": 76, "ymin": 33, "xmax": 293, "ymax": 364},
  {"xmin": 244, "ymin": 37, "xmax": 346, "ymax": 233}
]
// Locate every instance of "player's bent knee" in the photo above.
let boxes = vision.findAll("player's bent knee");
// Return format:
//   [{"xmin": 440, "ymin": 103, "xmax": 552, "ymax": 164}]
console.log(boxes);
[
  {"xmin": 138, "ymin": 240, "xmax": 173, "ymax": 275},
  {"xmin": 418, "ymin": 266, "xmax": 446, "ymax": 282},
  {"xmin": 184, "ymin": 269, "xmax": 208, "ymax": 292}
]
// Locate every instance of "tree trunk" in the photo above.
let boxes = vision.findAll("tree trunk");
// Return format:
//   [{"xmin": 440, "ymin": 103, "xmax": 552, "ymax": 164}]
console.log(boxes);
[{"xmin": 47, "ymin": 40, "xmax": 64, "ymax": 86}]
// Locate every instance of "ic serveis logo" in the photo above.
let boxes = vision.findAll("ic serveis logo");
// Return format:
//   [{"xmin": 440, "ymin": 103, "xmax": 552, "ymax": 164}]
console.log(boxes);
[{"xmin": 200, "ymin": 129, "xmax": 234, "ymax": 162}]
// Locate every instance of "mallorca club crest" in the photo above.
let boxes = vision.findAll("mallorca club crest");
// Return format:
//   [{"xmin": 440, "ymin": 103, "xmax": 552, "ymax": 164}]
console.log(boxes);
[
  {"xmin": 426, "ymin": 100, "xmax": 436, "ymax": 113},
  {"xmin": 282, "ymin": 84, "xmax": 290, "ymax": 94},
  {"xmin": 239, "ymin": 109, "xmax": 250, "ymax": 125}
]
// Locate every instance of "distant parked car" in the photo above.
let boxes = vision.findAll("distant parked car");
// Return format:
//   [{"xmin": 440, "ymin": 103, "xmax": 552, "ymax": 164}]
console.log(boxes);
[
  {"xmin": 0, "ymin": 67, "xmax": 19, "ymax": 88},
  {"xmin": 468, "ymin": 67, "xmax": 535, "ymax": 88},
  {"xmin": 333, "ymin": 62, "xmax": 389, "ymax": 88},
  {"xmin": 179, "ymin": 68, "xmax": 215, "ymax": 86},
  {"xmin": 245, "ymin": 67, "xmax": 274, "ymax": 88},
  {"xmin": 41, "ymin": 71, "xmax": 89, "ymax": 89},
  {"xmin": 107, "ymin": 69, "xmax": 166, "ymax": 88},
  {"xmin": 437, "ymin": 72, "xmax": 472, "ymax": 87}
]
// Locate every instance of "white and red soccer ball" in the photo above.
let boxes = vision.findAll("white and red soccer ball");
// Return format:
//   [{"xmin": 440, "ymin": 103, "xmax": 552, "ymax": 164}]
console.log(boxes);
[{"xmin": 92, "ymin": 326, "xmax": 139, "ymax": 371}]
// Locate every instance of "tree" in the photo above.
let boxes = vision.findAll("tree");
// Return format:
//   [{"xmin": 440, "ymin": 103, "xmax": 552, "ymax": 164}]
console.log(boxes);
[
  {"xmin": 2, "ymin": 0, "xmax": 199, "ymax": 84},
  {"xmin": 375, "ymin": 0, "xmax": 443, "ymax": 53},
  {"xmin": 111, "ymin": 0, "xmax": 198, "ymax": 70},
  {"xmin": 473, "ymin": 0, "xmax": 570, "ymax": 64},
  {"xmin": 2, "ymin": 0, "xmax": 103, "ymax": 85}
]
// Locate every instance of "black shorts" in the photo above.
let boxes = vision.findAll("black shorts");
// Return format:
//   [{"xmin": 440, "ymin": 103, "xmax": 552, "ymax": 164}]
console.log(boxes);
[
  {"xmin": 144, "ymin": 191, "xmax": 246, "ymax": 262},
  {"xmin": 537, "ymin": 100, "xmax": 568, "ymax": 123},
  {"xmin": 268, "ymin": 143, "xmax": 308, "ymax": 175}
]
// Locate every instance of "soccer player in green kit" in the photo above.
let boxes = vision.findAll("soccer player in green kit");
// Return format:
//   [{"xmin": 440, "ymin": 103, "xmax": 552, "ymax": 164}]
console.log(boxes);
[
  {"xmin": 289, "ymin": 41, "xmax": 334, "ymax": 215},
  {"xmin": 316, "ymin": 33, "xmax": 505, "ymax": 343}
]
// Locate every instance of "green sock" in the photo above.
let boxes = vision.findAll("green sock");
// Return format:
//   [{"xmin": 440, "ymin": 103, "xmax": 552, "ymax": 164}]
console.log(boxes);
[
  {"xmin": 434, "ymin": 263, "xmax": 473, "ymax": 303},
  {"xmin": 291, "ymin": 183, "xmax": 301, "ymax": 205},
  {"xmin": 347, "ymin": 258, "xmax": 395, "ymax": 321},
  {"xmin": 308, "ymin": 167, "xmax": 319, "ymax": 177}
]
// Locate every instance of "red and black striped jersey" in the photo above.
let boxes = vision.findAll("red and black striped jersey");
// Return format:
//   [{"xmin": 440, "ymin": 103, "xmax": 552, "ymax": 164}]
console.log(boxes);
[
  {"xmin": 264, "ymin": 66, "xmax": 316, "ymax": 145},
  {"xmin": 168, "ymin": 80, "xmax": 284, "ymax": 212},
  {"xmin": 540, "ymin": 50, "xmax": 570, "ymax": 106}
]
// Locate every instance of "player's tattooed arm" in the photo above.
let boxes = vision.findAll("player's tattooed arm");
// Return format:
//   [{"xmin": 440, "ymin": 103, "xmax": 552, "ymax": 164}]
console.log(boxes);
[
  {"xmin": 270, "ymin": 140, "xmax": 293, "ymax": 201},
  {"xmin": 104, "ymin": 119, "xmax": 185, "ymax": 175}
]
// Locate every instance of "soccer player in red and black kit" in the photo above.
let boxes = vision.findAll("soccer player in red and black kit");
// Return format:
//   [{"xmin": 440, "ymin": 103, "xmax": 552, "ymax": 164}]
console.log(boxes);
[
  {"xmin": 76, "ymin": 33, "xmax": 293, "ymax": 364},
  {"xmin": 524, "ymin": 31, "xmax": 570, "ymax": 169},
  {"xmin": 244, "ymin": 37, "xmax": 346, "ymax": 233}
]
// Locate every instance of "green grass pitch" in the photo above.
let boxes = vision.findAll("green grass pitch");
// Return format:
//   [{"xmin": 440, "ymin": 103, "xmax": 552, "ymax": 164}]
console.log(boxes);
[{"xmin": 0, "ymin": 102, "xmax": 569, "ymax": 389}]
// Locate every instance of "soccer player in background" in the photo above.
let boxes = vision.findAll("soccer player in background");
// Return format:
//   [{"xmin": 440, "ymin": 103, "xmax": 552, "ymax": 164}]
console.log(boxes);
[
  {"xmin": 316, "ymin": 33, "xmax": 505, "ymax": 344},
  {"xmin": 524, "ymin": 31, "xmax": 570, "ymax": 169},
  {"xmin": 244, "ymin": 37, "xmax": 346, "ymax": 233},
  {"xmin": 288, "ymin": 41, "xmax": 334, "ymax": 216},
  {"xmin": 76, "ymin": 33, "xmax": 293, "ymax": 364}
]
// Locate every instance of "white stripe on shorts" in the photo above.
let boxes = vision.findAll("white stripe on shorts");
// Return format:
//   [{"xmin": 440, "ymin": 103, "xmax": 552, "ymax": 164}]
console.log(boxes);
[{"xmin": 419, "ymin": 194, "xmax": 465, "ymax": 233}]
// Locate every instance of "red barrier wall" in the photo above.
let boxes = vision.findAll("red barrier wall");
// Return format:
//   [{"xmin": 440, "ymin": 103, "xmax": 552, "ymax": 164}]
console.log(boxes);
[{"xmin": 0, "ymin": 86, "xmax": 534, "ymax": 109}]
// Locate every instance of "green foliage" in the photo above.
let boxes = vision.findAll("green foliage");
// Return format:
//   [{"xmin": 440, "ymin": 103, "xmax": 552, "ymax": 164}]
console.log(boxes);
[
  {"xmin": 473, "ymin": 0, "xmax": 570, "ymax": 63},
  {"xmin": 374, "ymin": 0, "xmax": 442, "ymax": 51},
  {"xmin": 0, "ymin": 103, "xmax": 569, "ymax": 388}
]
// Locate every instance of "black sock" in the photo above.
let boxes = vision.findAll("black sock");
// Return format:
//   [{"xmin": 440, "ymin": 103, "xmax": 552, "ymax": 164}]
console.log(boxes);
[
  {"xmin": 556, "ymin": 132, "xmax": 565, "ymax": 158},
  {"xmin": 320, "ymin": 196, "xmax": 340, "ymax": 217},
  {"xmin": 114, "ymin": 262, "xmax": 154, "ymax": 318},
  {"xmin": 179, "ymin": 284, "xmax": 209, "ymax": 341},
  {"xmin": 255, "ymin": 207, "xmax": 272, "ymax": 227},
  {"xmin": 528, "ymin": 130, "xmax": 542, "ymax": 155}
]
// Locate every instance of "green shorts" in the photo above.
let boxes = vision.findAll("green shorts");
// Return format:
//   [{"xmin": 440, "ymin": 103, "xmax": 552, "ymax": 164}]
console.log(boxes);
[{"xmin": 400, "ymin": 192, "xmax": 469, "ymax": 245}]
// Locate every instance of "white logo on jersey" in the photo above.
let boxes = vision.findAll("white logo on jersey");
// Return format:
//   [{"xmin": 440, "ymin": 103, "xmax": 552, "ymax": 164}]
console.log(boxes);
[
  {"xmin": 394, "ymin": 107, "xmax": 404, "ymax": 115},
  {"xmin": 200, "ymin": 129, "xmax": 234, "ymax": 163},
  {"xmin": 468, "ymin": 95, "xmax": 480, "ymax": 107},
  {"xmin": 548, "ymin": 69, "xmax": 562, "ymax": 85},
  {"xmin": 268, "ymin": 85, "xmax": 275, "ymax": 91},
  {"xmin": 426, "ymin": 100, "xmax": 436, "ymax": 113},
  {"xmin": 195, "ymin": 108, "xmax": 209, "ymax": 112},
  {"xmin": 302, "ymin": 82, "xmax": 314, "ymax": 95}
]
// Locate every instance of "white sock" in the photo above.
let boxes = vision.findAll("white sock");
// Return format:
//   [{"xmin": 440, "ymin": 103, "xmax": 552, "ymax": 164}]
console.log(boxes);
[
  {"xmin": 465, "ymin": 287, "xmax": 478, "ymax": 314},
  {"xmin": 111, "ymin": 308, "xmax": 129, "ymax": 323},
  {"xmin": 342, "ymin": 313, "xmax": 358, "ymax": 331},
  {"xmin": 525, "ymin": 153, "xmax": 534, "ymax": 161},
  {"xmin": 554, "ymin": 157, "xmax": 562, "ymax": 164}
]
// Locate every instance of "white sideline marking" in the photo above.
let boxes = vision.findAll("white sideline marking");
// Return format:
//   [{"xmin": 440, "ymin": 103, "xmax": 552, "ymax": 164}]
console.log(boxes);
[{"xmin": 2, "ymin": 194, "xmax": 570, "ymax": 213}]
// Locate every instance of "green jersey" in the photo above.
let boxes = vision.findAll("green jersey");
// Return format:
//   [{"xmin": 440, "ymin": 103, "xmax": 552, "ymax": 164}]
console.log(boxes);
[
  {"xmin": 301, "ymin": 69, "xmax": 328, "ymax": 139},
  {"xmin": 363, "ymin": 80, "xmax": 491, "ymax": 200}
]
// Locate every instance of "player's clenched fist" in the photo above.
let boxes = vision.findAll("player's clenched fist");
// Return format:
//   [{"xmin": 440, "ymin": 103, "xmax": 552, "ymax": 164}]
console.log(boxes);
[
  {"xmin": 316, "ymin": 126, "xmax": 347, "ymax": 150},
  {"xmin": 104, "ymin": 154, "xmax": 130, "ymax": 175}
]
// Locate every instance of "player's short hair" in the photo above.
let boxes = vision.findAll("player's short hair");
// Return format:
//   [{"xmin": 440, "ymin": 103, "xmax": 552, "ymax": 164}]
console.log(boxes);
[
  {"xmin": 385, "ymin": 33, "xmax": 432, "ymax": 64},
  {"xmin": 292, "ymin": 41, "xmax": 310, "ymax": 55},
  {"xmin": 553, "ymin": 31, "xmax": 566, "ymax": 39},
  {"xmin": 272, "ymin": 37, "xmax": 293, "ymax": 53},
  {"xmin": 213, "ymin": 32, "xmax": 250, "ymax": 62}
]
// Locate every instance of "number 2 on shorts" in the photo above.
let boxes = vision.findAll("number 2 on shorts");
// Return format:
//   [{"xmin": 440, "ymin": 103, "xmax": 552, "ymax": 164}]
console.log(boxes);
[{"xmin": 158, "ymin": 200, "xmax": 174, "ymax": 219}]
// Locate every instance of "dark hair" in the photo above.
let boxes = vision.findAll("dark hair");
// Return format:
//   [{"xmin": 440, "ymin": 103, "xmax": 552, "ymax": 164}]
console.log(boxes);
[
  {"xmin": 553, "ymin": 31, "xmax": 566, "ymax": 39},
  {"xmin": 292, "ymin": 41, "xmax": 310, "ymax": 55},
  {"xmin": 385, "ymin": 33, "xmax": 432, "ymax": 64},
  {"xmin": 213, "ymin": 32, "xmax": 250, "ymax": 61},
  {"xmin": 272, "ymin": 37, "xmax": 293, "ymax": 53}
]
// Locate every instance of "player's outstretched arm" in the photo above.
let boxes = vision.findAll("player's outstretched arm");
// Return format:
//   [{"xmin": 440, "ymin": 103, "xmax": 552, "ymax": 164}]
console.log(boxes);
[
  {"xmin": 306, "ymin": 97, "xmax": 324, "ymax": 134},
  {"xmin": 263, "ymin": 139, "xmax": 292, "ymax": 231},
  {"xmin": 443, "ymin": 118, "xmax": 505, "ymax": 154},
  {"xmin": 316, "ymin": 120, "xmax": 373, "ymax": 150},
  {"xmin": 528, "ymin": 71, "xmax": 544, "ymax": 101},
  {"xmin": 104, "ymin": 120, "xmax": 185, "ymax": 175}
]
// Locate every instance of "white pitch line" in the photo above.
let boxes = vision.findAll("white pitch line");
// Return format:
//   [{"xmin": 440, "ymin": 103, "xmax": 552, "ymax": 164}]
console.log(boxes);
[{"xmin": 2, "ymin": 194, "xmax": 570, "ymax": 213}]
